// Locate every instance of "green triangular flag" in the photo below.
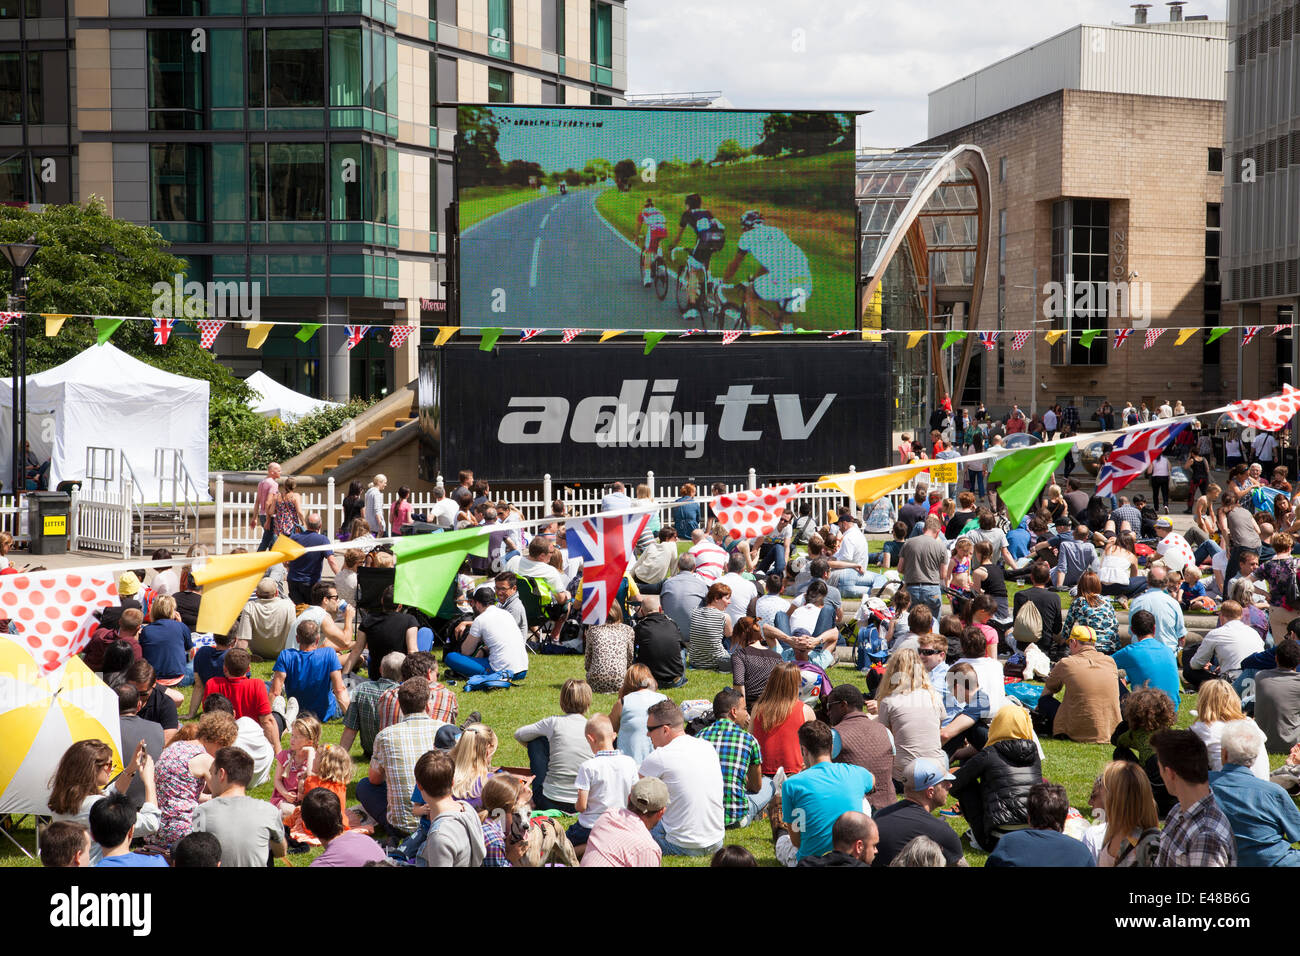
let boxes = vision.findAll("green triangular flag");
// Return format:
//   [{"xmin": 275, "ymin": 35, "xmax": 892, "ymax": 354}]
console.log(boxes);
[
  {"xmin": 93, "ymin": 318, "xmax": 125, "ymax": 345},
  {"xmin": 393, "ymin": 527, "xmax": 490, "ymax": 616},
  {"xmin": 295, "ymin": 323, "xmax": 322, "ymax": 343},
  {"xmin": 988, "ymin": 443, "xmax": 1073, "ymax": 525},
  {"xmin": 1205, "ymin": 326, "xmax": 1230, "ymax": 345},
  {"xmin": 643, "ymin": 331, "xmax": 667, "ymax": 355},
  {"xmin": 1079, "ymin": 329, "xmax": 1101, "ymax": 349},
  {"xmin": 942, "ymin": 331, "xmax": 966, "ymax": 350},
  {"xmin": 479, "ymin": 328, "xmax": 503, "ymax": 351}
]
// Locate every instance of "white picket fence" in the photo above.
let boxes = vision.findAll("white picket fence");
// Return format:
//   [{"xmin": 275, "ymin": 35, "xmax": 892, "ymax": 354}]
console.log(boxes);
[
  {"xmin": 211, "ymin": 469, "xmax": 917, "ymax": 554},
  {"xmin": 70, "ymin": 486, "xmax": 134, "ymax": 558},
  {"xmin": 0, "ymin": 496, "xmax": 28, "ymax": 545}
]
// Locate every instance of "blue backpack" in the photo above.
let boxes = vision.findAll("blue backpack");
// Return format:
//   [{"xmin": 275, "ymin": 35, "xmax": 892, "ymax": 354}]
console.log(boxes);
[{"xmin": 464, "ymin": 670, "xmax": 518, "ymax": 692}]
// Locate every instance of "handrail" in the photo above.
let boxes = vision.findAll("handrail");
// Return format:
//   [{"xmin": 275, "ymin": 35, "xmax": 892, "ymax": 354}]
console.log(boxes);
[{"xmin": 154, "ymin": 447, "xmax": 201, "ymax": 529}]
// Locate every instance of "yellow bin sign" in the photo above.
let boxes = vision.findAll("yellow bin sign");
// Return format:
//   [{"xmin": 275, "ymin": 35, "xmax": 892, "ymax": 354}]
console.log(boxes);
[
  {"xmin": 929, "ymin": 463, "xmax": 959, "ymax": 484},
  {"xmin": 43, "ymin": 514, "xmax": 66, "ymax": 536}
]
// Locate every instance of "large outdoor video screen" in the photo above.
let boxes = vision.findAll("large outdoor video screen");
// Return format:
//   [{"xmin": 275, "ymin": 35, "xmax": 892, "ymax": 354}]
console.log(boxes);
[{"xmin": 455, "ymin": 106, "xmax": 858, "ymax": 332}]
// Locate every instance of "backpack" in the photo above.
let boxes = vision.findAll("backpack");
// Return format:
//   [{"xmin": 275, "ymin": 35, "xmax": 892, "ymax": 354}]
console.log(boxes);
[
  {"xmin": 1012, "ymin": 598, "xmax": 1044, "ymax": 645},
  {"xmin": 695, "ymin": 215, "xmax": 726, "ymax": 252},
  {"xmin": 464, "ymin": 670, "xmax": 518, "ymax": 692},
  {"xmin": 1114, "ymin": 826, "xmax": 1162, "ymax": 868}
]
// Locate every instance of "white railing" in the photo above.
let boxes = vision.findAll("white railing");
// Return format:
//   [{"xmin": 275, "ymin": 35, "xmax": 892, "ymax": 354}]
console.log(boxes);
[
  {"xmin": 69, "ymin": 483, "xmax": 133, "ymax": 558},
  {"xmin": 211, "ymin": 469, "xmax": 919, "ymax": 554},
  {"xmin": 154, "ymin": 447, "xmax": 203, "ymax": 528},
  {"xmin": 0, "ymin": 495, "xmax": 29, "ymax": 545}
]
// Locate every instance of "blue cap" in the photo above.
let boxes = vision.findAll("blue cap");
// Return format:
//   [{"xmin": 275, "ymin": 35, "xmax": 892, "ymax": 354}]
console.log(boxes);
[{"xmin": 910, "ymin": 758, "xmax": 955, "ymax": 790}]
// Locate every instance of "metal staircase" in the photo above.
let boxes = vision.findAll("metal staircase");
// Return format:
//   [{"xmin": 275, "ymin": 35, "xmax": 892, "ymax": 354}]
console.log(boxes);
[{"xmin": 83, "ymin": 447, "xmax": 198, "ymax": 554}]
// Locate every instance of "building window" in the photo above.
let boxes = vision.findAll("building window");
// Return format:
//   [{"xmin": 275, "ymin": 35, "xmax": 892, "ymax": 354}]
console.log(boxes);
[
  {"xmin": 0, "ymin": 51, "xmax": 66, "ymax": 126},
  {"xmin": 265, "ymin": 30, "xmax": 325, "ymax": 108},
  {"xmin": 591, "ymin": 92, "xmax": 612, "ymax": 105},
  {"xmin": 998, "ymin": 156, "xmax": 1006, "ymax": 183},
  {"xmin": 151, "ymin": 143, "xmax": 205, "ymax": 224},
  {"xmin": 1049, "ymin": 198, "xmax": 1109, "ymax": 367},
  {"xmin": 329, "ymin": 29, "xmax": 362, "ymax": 108},
  {"xmin": 435, "ymin": 0, "xmax": 455, "ymax": 23},
  {"xmin": 1204, "ymin": 202, "xmax": 1222, "ymax": 369},
  {"xmin": 264, "ymin": 143, "xmax": 326, "ymax": 220},
  {"xmin": 487, "ymin": 67, "xmax": 512, "ymax": 102},
  {"xmin": 488, "ymin": 0, "xmax": 511, "ymax": 59},
  {"xmin": 1208, "ymin": 147, "xmax": 1223, "ymax": 173},
  {"xmin": 149, "ymin": 32, "xmax": 204, "ymax": 130},
  {"xmin": 590, "ymin": 1, "xmax": 612, "ymax": 67}
]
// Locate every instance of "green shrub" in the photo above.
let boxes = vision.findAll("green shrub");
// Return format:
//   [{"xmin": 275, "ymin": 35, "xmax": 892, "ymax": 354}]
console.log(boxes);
[{"xmin": 210, "ymin": 398, "xmax": 376, "ymax": 472}]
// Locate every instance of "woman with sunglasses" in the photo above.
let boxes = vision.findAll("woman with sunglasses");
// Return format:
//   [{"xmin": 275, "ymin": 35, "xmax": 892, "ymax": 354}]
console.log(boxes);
[{"xmin": 48, "ymin": 738, "xmax": 161, "ymax": 864}]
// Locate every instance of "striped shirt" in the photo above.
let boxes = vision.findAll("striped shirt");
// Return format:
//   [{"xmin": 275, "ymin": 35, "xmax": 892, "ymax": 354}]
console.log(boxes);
[
  {"xmin": 687, "ymin": 541, "xmax": 727, "ymax": 583},
  {"xmin": 689, "ymin": 606, "xmax": 728, "ymax": 668},
  {"xmin": 580, "ymin": 807, "xmax": 663, "ymax": 867},
  {"xmin": 377, "ymin": 681, "xmax": 459, "ymax": 732}
]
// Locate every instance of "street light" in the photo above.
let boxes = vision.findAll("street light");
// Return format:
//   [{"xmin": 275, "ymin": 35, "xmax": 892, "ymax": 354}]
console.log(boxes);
[{"xmin": 1, "ymin": 236, "xmax": 39, "ymax": 502}]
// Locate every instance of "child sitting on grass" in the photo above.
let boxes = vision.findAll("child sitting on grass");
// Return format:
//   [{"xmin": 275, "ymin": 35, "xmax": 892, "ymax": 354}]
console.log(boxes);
[
  {"xmin": 567, "ymin": 714, "xmax": 639, "ymax": 853},
  {"xmin": 878, "ymin": 521, "xmax": 909, "ymax": 570},
  {"xmin": 949, "ymin": 538, "xmax": 974, "ymax": 591},
  {"xmin": 272, "ymin": 714, "xmax": 321, "ymax": 819},
  {"xmin": 287, "ymin": 744, "xmax": 371, "ymax": 843}
]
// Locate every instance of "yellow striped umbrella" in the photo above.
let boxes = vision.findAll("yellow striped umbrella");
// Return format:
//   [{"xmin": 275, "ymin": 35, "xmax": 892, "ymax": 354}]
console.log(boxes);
[{"xmin": 0, "ymin": 636, "xmax": 122, "ymax": 814}]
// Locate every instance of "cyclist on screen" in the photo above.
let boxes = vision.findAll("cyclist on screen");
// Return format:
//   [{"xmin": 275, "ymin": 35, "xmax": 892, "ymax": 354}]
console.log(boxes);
[
  {"xmin": 721, "ymin": 209, "xmax": 813, "ymax": 327},
  {"xmin": 667, "ymin": 193, "xmax": 727, "ymax": 322},
  {"xmin": 636, "ymin": 197, "xmax": 668, "ymax": 287}
]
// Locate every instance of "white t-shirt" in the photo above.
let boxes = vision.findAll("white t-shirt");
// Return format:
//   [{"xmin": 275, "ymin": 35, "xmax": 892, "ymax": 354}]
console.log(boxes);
[
  {"xmin": 1042, "ymin": 409, "xmax": 1058, "ymax": 432},
  {"xmin": 639, "ymin": 733, "xmax": 725, "ymax": 851},
  {"xmin": 506, "ymin": 555, "xmax": 568, "ymax": 597},
  {"xmin": 1156, "ymin": 532, "xmax": 1196, "ymax": 574},
  {"xmin": 738, "ymin": 223, "xmax": 810, "ymax": 285},
  {"xmin": 235, "ymin": 716, "xmax": 275, "ymax": 788},
  {"xmin": 953, "ymin": 656, "xmax": 1007, "ymax": 715},
  {"xmin": 834, "ymin": 526, "xmax": 870, "ymax": 567},
  {"xmin": 789, "ymin": 603, "xmax": 822, "ymax": 635},
  {"xmin": 718, "ymin": 572, "xmax": 757, "ymax": 624},
  {"xmin": 364, "ymin": 486, "xmax": 386, "ymax": 533},
  {"xmin": 574, "ymin": 751, "xmax": 640, "ymax": 828},
  {"xmin": 754, "ymin": 594, "xmax": 788, "ymax": 629},
  {"xmin": 431, "ymin": 498, "xmax": 458, "ymax": 529},
  {"xmin": 1253, "ymin": 432, "xmax": 1277, "ymax": 461},
  {"xmin": 1150, "ymin": 456, "xmax": 1170, "ymax": 478},
  {"xmin": 687, "ymin": 541, "xmax": 727, "ymax": 583},
  {"xmin": 152, "ymin": 569, "xmax": 181, "ymax": 597},
  {"xmin": 1158, "ymin": 404, "xmax": 1173, "ymax": 419},
  {"xmin": 468, "ymin": 605, "xmax": 529, "ymax": 674}
]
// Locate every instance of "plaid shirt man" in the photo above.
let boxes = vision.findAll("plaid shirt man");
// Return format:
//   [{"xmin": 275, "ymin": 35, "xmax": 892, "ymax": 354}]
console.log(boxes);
[
  {"xmin": 696, "ymin": 717, "xmax": 762, "ymax": 827},
  {"xmin": 377, "ymin": 681, "xmax": 458, "ymax": 731},
  {"xmin": 1155, "ymin": 794, "xmax": 1237, "ymax": 867},
  {"xmin": 370, "ymin": 713, "xmax": 447, "ymax": 833},
  {"xmin": 341, "ymin": 676, "xmax": 398, "ymax": 757},
  {"xmin": 1109, "ymin": 504, "xmax": 1142, "ymax": 532}
]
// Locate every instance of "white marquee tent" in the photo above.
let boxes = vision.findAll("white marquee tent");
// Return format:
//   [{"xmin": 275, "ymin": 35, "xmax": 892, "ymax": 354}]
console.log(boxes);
[
  {"xmin": 0, "ymin": 344, "xmax": 210, "ymax": 500},
  {"xmin": 245, "ymin": 370, "xmax": 340, "ymax": 421}
]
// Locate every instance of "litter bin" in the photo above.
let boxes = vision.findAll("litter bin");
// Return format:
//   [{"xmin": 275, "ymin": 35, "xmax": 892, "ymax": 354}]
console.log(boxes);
[{"xmin": 29, "ymin": 491, "xmax": 70, "ymax": 555}]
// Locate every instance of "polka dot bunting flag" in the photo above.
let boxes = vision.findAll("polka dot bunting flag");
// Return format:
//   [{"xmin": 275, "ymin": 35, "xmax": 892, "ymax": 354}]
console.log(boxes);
[
  {"xmin": 713, "ymin": 484, "xmax": 805, "ymax": 540},
  {"xmin": 1226, "ymin": 383, "xmax": 1300, "ymax": 433},
  {"xmin": 0, "ymin": 571, "xmax": 119, "ymax": 674}
]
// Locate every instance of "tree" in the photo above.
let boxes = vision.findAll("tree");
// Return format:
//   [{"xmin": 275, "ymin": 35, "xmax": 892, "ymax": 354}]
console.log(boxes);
[
  {"xmin": 754, "ymin": 112, "xmax": 853, "ymax": 157},
  {"xmin": 0, "ymin": 200, "xmax": 255, "ymax": 435},
  {"xmin": 714, "ymin": 139, "xmax": 744, "ymax": 164},
  {"xmin": 613, "ymin": 158, "xmax": 637, "ymax": 186},
  {"xmin": 502, "ymin": 159, "xmax": 545, "ymax": 186},
  {"xmin": 456, "ymin": 106, "xmax": 503, "ymax": 187}
]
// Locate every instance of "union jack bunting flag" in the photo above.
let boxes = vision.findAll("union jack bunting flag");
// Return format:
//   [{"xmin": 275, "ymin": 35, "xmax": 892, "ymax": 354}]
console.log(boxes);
[
  {"xmin": 345, "ymin": 325, "xmax": 370, "ymax": 350},
  {"xmin": 152, "ymin": 317, "xmax": 175, "ymax": 345},
  {"xmin": 1095, "ymin": 422, "xmax": 1188, "ymax": 497},
  {"xmin": 680, "ymin": 328, "xmax": 704, "ymax": 338},
  {"xmin": 519, "ymin": 328, "xmax": 542, "ymax": 342},
  {"xmin": 977, "ymin": 331, "xmax": 1000, "ymax": 352},
  {"xmin": 1112, "ymin": 328, "xmax": 1133, "ymax": 349},
  {"xmin": 1242, "ymin": 326, "xmax": 1261, "ymax": 347},
  {"xmin": 566, "ymin": 511, "xmax": 651, "ymax": 626}
]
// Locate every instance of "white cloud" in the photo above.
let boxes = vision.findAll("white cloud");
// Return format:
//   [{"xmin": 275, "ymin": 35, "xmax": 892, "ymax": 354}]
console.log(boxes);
[{"xmin": 628, "ymin": 0, "xmax": 1228, "ymax": 146}]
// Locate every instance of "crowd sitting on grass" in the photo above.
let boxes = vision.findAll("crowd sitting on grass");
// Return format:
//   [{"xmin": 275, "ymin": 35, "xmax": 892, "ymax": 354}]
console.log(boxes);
[{"xmin": 26, "ymin": 466, "xmax": 1300, "ymax": 869}]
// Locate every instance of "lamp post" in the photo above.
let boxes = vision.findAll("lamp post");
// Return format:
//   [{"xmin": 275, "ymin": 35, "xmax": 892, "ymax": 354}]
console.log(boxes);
[{"xmin": 1, "ymin": 238, "xmax": 39, "ymax": 501}]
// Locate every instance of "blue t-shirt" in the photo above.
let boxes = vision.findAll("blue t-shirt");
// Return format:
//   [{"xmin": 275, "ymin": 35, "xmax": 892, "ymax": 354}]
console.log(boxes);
[
  {"xmin": 1112, "ymin": 637, "xmax": 1181, "ymax": 709},
  {"xmin": 672, "ymin": 499, "xmax": 701, "ymax": 538},
  {"xmin": 287, "ymin": 532, "xmax": 333, "ymax": 585},
  {"xmin": 986, "ymin": 828, "xmax": 1096, "ymax": 867},
  {"xmin": 781, "ymin": 762, "xmax": 874, "ymax": 861},
  {"xmin": 96, "ymin": 852, "xmax": 168, "ymax": 868},
  {"xmin": 193, "ymin": 645, "xmax": 229, "ymax": 684},
  {"xmin": 138, "ymin": 619, "xmax": 192, "ymax": 680},
  {"xmin": 1007, "ymin": 527, "xmax": 1031, "ymax": 560},
  {"xmin": 273, "ymin": 646, "xmax": 342, "ymax": 721}
]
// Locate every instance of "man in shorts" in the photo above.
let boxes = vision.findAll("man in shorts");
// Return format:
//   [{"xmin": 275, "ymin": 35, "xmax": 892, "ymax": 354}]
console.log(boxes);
[
  {"xmin": 667, "ymin": 193, "xmax": 727, "ymax": 323},
  {"xmin": 637, "ymin": 197, "xmax": 668, "ymax": 287},
  {"xmin": 722, "ymin": 210, "xmax": 812, "ymax": 328}
]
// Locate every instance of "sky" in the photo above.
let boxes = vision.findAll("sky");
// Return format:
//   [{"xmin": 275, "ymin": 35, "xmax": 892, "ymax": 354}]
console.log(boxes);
[{"xmin": 626, "ymin": 0, "xmax": 1228, "ymax": 148}]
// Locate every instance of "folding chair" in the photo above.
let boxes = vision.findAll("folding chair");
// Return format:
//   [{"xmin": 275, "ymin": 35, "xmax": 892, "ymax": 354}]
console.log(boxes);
[{"xmin": 515, "ymin": 576, "xmax": 556, "ymax": 648}]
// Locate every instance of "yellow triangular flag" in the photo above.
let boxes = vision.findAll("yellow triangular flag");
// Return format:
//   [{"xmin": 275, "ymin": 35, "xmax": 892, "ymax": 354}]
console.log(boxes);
[
  {"xmin": 816, "ymin": 466, "xmax": 929, "ymax": 507},
  {"xmin": 244, "ymin": 322, "xmax": 272, "ymax": 350},
  {"xmin": 1175, "ymin": 328, "xmax": 1198, "ymax": 346},
  {"xmin": 863, "ymin": 330, "xmax": 882, "ymax": 342},
  {"xmin": 1044, "ymin": 330, "xmax": 1067, "ymax": 345},
  {"xmin": 599, "ymin": 330, "xmax": 625, "ymax": 342},
  {"xmin": 43, "ymin": 314, "xmax": 70, "ymax": 337},
  {"xmin": 750, "ymin": 330, "xmax": 782, "ymax": 337},
  {"xmin": 906, "ymin": 331, "xmax": 927, "ymax": 349},
  {"xmin": 191, "ymin": 535, "xmax": 306, "ymax": 635},
  {"xmin": 433, "ymin": 326, "xmax": 457, "ymax": 347}
]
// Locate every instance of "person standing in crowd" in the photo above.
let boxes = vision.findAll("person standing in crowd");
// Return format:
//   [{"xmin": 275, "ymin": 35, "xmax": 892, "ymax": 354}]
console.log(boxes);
[
  {"xmin": 340, "ymin": 480, "xmax": 364, "ymax": 532},
  {"xmin": 364, "ymin": 474, "xmax": 388, "ymax": 537},
  {"xmin": 254, "ymin": 462, "xmax": 282, "ymax": 552},
  {"xmin": 1147, "ymin": 451, "xmax": 1172, "ymax": 514}
]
